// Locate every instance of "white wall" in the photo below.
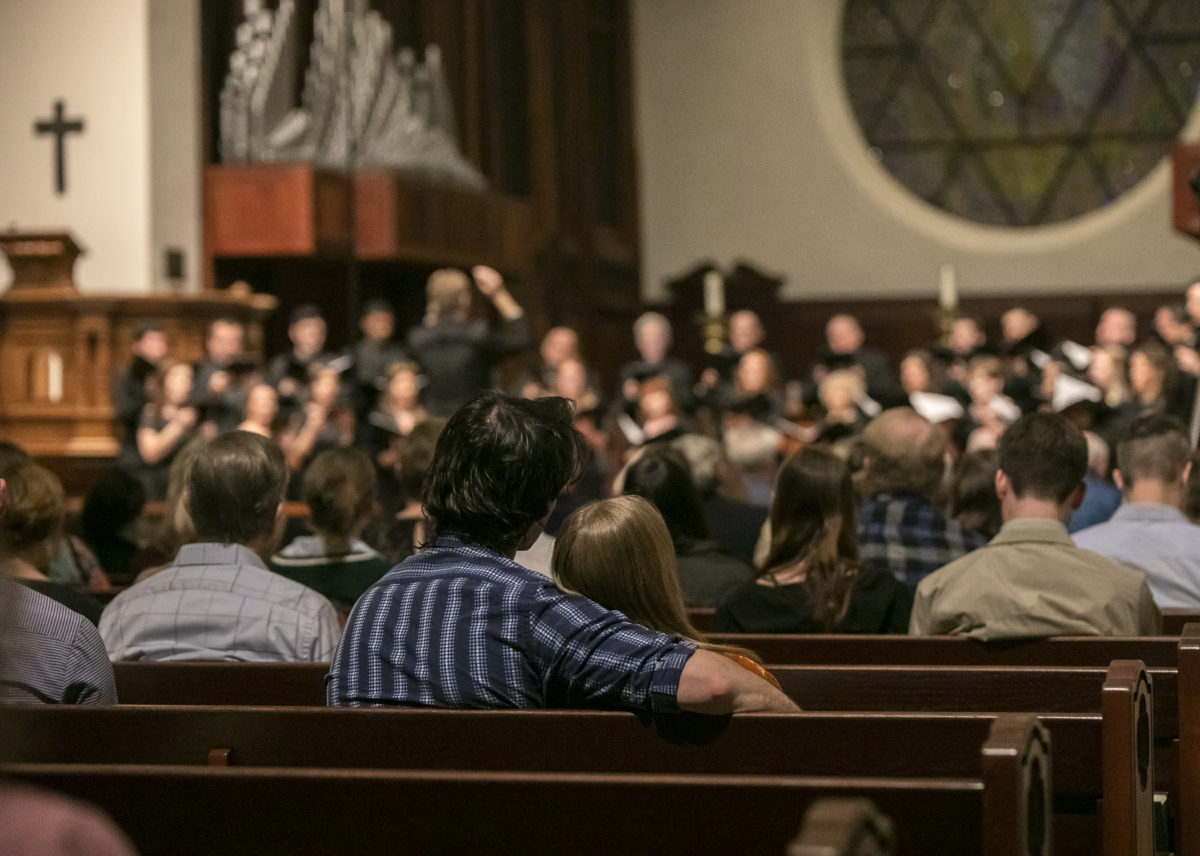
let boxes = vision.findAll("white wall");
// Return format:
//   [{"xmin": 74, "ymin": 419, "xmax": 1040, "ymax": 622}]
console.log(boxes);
[
  {"xmin": 633, "ymin": 0, "xmax": 1200, "ymax": 302},
  {"xmin": 0, "ymin": 0, "xmax": 151, "ymax": 292}
]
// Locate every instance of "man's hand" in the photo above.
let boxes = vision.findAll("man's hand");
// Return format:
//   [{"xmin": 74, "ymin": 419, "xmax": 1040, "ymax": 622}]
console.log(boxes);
[
  {"xmin": 676, "ymin": 649, "xmax": 799, "ymax": 714},
  {"xmin": 472, "ymin": 265, "xmax": 505, "ymax": 298}
]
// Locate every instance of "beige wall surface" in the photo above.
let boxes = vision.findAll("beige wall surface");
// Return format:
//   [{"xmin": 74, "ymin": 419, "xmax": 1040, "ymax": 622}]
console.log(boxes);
[
  {"xmin": 0, "ymin": 0, "xmax": 152, "ymax": 292},
  {"xmin": 632, "ymin": 0, "xmax": 1200, "ymax": 303}
]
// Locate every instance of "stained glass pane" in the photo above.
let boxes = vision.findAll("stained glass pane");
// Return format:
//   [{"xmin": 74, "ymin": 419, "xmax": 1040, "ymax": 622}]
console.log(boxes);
[{"xmin": 841, "ymin": 0, "xmax": 1200, "ymax": 226}]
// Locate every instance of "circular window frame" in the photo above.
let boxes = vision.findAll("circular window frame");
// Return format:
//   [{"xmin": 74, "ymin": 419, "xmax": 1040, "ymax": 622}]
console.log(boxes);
[{"xmin": 805, "ymin": 2, "xmax": 1200, "ymax": 253}]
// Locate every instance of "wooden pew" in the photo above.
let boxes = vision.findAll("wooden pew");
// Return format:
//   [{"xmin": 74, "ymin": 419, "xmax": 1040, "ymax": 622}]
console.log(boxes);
[
  {"xmin": 0, "ymin": 662, "xmax": 1152, "ymax": 856},
  {"xmin": 1161, "ymin": 610, "xmax": 1200, "ymax": 636},
  {"xmin": 0, "ymin": 713, "xmax": 1050, "ymax": 856},
  {"xmin": 114, "ymin": 661, "xmax": 328, "ymax": 706},
  {"xmin": 708, "ymin": 633, "xmax": 1183, "ymax": 667}
]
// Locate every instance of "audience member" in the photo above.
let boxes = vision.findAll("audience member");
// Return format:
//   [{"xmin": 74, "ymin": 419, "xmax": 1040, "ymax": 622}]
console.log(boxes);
[
  {"xmin": 618, "ymin": 312, "xmax": 695, "ymax": 415},
  {"xmin": 112, "ymin": 322, "xmax": 167, "ymax": 479},
  {"xmin": 714, "ymin": 446, "xmax": 912, "ymax": 634},
  {"xmin": 1066, "ymin": 431, "xmax": 1122, "ymax": 533},
  {"xmin": 670, "ymin": 433, "xmax": 767, "ymax": 566},
  {"xmin": 77, "ymin": 468, "xmax": 146, "ymax": 585},
  {"xmin": 1073, "ymin": 416, "xmax": 1200, "ymax": 608},
  {"xmin": 945, "ymin": 449, "xmax": 1002, "ymax": 540},
  {"xmin": 858, "ymin": 408, "xmax": 986, "ymax": 589},
  {"xmin": 621, "ymin": 447, "xmax": 755, "ymax": 608},
  {"xmin": 406, "ymin": 266, "xmax": 531, "ymax": 416},
  {"xmin": 0, "ymin": 463, "xmax": 104, "ymax": 625},
  {"xmin": 910, "ymin": 412, "xmax": 1160, "ymax": 638},
  {"xmin": 270, "ymin": 447, "xmax": 391, "ymax": 617},
  {"xmin": 193, "ymin": 316, "xmax": 253, "ymax": 433},
  {"xmin": 127, "ymin": 438, "xmax": 204, "ymax": 581},
  {"xmin": 552, "ymin": 495, "xmax": 778, "ymax": 688},
  {"xmin": 100, "ymin": 431, "xmax": 340, "ymax": 662},
  {"xmin": 0, "ymin": 783, "xmax": 136, "ymax": 856},
  {"xmin": 329, "ymin": 392, "xmax": 797, "ymax": 712},
  {"xmin": 265, "ymin": 304, "xmax": 335, "ymax": 415},
  {"xmin": 136, "ymin": 360, "xmax": 209, "ymax": 501}
]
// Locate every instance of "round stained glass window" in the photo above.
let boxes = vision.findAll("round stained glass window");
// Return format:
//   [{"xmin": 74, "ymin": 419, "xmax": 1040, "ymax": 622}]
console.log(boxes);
[{"xmin": 841, "ymin": 0, "xmax": 1200, "ymax": 227}]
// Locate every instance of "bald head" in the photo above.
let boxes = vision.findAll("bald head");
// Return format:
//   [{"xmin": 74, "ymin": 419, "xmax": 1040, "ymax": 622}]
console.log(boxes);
[{"xmin": 861, "ymin": 407, "xmax": 946, "ymax": 497}]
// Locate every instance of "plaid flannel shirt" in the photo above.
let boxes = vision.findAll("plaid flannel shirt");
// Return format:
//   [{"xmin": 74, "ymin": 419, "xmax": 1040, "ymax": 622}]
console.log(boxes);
[{"xmin": 858, "ymin": 492, "xmax": 987, "ymax": 590}]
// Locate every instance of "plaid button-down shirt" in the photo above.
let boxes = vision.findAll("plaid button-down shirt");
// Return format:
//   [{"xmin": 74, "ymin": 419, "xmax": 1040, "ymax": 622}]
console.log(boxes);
[
  {"xmin": 328, "ymin": 536, "xmax": 695, "ymax": 710},
  {"xmin": 858, "ymin": 492, "xmax": 987, "ymax": 590}
]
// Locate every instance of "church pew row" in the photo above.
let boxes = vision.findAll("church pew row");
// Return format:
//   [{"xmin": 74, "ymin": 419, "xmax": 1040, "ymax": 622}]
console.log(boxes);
[
  {"xmin": 0, "ymin": 714, "xmax": 1051, "ymax": 856},
  {"xmin": 15, "ymin": 662, "xmax": 1154, "ymax": 855}
]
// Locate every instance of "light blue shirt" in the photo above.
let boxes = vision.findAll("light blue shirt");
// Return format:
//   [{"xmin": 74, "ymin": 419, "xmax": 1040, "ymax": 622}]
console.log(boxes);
[{"xmin": 1073, "ymin": 503, "xmax": 1200, "ymax": 609}]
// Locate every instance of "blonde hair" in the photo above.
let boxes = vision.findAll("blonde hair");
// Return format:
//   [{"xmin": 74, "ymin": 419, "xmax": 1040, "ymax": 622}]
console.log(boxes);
[
  {"xmin": 426, "ymin": 269, "xmax": 471, "ymax": 315},
  {"xmin": 552, "ymin": 496, "xmax": 761, "ymax": 662}
]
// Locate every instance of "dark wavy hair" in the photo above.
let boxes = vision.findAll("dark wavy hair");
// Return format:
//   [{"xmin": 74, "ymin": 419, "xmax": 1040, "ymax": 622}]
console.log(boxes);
[{"xmin": 422, "ymin": 392, "xmax": 585, "ymax": 555}]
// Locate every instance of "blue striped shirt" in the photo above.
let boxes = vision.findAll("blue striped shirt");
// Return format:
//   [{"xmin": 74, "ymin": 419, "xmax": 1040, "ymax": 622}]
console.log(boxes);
[{"xmin": 328, "ymin": 537, "xmax": 695, "ymax": 711}]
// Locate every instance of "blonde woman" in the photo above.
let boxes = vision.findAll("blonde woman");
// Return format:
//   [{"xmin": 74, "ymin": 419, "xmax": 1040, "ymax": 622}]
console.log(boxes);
[{"xmin": 552, "ymin": 495, "xmax": 779, "ymax": 689}]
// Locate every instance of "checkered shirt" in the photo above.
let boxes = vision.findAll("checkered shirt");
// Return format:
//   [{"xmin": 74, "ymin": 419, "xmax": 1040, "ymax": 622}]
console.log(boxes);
[
  {"xmin": 328, "ymin": 536, "xmax": 695, "ymax": 710},
  {"xmin": 858, "ymin": 492, "xmax": 987, "ymax": 590}
]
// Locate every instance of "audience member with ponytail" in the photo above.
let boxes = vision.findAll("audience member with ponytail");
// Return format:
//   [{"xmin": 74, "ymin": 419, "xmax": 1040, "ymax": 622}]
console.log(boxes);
[{"xmin": 713, "ymin": 446, "xmax": 913, "ymax": 633}]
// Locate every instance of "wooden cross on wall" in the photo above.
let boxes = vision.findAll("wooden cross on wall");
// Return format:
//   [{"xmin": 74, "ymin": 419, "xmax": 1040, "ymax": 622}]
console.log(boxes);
[{"xmin": 34, "ymin": 99, "xmax": 85, "ymax": 195}]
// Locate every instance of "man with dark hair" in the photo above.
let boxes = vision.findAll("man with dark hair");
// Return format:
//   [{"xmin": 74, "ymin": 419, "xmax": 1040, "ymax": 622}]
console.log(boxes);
[
  {"xmin": 858, "ymin": 408, "xmax": 986, "ymax": 589},
  {"xmin": 910, "ymin": 413, "xmax": 1159, "ymax": 638},
  {"xmin": 100, "ymin": 432, "xmax": 340, "ymax": 661},
  {"xmin": 330, "ymin": 392, "xmax": 796, "ymax": 712},
  {"xmin": 1074, "ymin": 416, "xmax": 1200, "ymax": 608}
]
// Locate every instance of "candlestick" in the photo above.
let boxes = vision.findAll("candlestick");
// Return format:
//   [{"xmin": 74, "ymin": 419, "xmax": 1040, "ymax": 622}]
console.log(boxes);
[{"xmin": 938, "ymin": 262, "xmax": 958, "ymax": 313}]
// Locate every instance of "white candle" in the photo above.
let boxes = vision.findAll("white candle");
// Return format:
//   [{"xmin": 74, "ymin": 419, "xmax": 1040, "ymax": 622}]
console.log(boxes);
[
  {"xmin": 703, "ymin": 270, "xmax": 725, "ymax": 316},
  {"xmin": 47, "ymin": 351, "xmax": 63, "ymax": 403},
  {"xmin": 938, "ymin": 262, "xmax": 958, "ymax": 312}
]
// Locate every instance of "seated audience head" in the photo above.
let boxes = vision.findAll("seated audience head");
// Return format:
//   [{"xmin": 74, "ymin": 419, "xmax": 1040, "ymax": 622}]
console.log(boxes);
[
  {"xmin": 426, "ymin": 268, "xmax": 473, "ymax": 320},
  {"xmin": 825, "ymin": 314, "xmax": 865, "ymax": 355},
  {"xmin": 632, "ymin": 312, "xmax": 672, "ymax": 363},
  {"xmin": 1095, "ymin": 307, "xmax": 1137, "ymax": 349},
  {"xmin": 303, "ymin": 447, "xmax": 378, "ymax": 542},
  {"xmin": 949, "ymin": 315, "xmax": 986, "ymax": 355},
  {"xmin": 1000, "ymin": 306, "xmax": 1039, "ymax": 344},
  {"xmin": 148, "ymin": 438, "xmax": 204, "ymax": 563},
  {"xmin": 422, "ymin": 392, "xmax": 584, "ymax": 555},
  {"xmin": 288, "ymin": 304, "xmax": 327, "ymax": 357},
  {"xmin": 729, "ymin": 310, "xmax": 766, "ymax": 354},
  {"xmin": 359, "ymin": 300, "xmax": 394, "ymax": 342},
  {"xmin": 0, "ymin": 462, "xmax": 65, "ymax": 570},
  {"xmin": 540, "ymin": 326, "xmax": 579, "ymax": 368},
  {"xmin": 395, "ymin": 418, "xmax": 446, "ymax": 504},
  {"xmin": 621, "ymin": 447, "xmax": 708, "ymax": 542},
  {"xmin": 669, "ymin": 433, "xmax": 724, "ymax": 499},
  {"xmin": 131, "ymin": 322, "xmax": 168, "ymax": 363},
  {"xmin": 552, "ymin": 495, "xmax": 763, "ymax": 663},
  {"xmin": 205, "ymin": 317, "xmax": 244, "ymax": 365},
  {"xmin": 1114, "ymin": 415, "xmax": 1191, "ymax": 498},
  {"xmin": 80, "ymin": 468, "xmax": 146, "ymax": 547},
  {"xmin": 185, "ymin": 431, "xmax": 288, "ymax": 552},
  {"xmin": 860, "ymin": 407, "xmax": 946, "ymax": 498},
  {"xmin": 947, "ymin": 449, "xmax": 1002, "ymax": 539},
  {"xmin": 1084, "ymin": 430, "xmax": 1111, "ymax": 478},
  {"xmin": 996, "ymin": 412, "xmax": 1087, "ymax": 519},
  {"xmin": 761, "ymin": 446, "xmax": 860, "ymax": 631}
]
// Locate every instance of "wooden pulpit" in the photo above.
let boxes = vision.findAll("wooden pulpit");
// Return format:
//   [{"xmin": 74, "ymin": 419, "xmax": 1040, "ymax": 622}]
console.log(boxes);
[{"xmin": 0, "ymin": 229, "xmax": 275, "ymax": 491}]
